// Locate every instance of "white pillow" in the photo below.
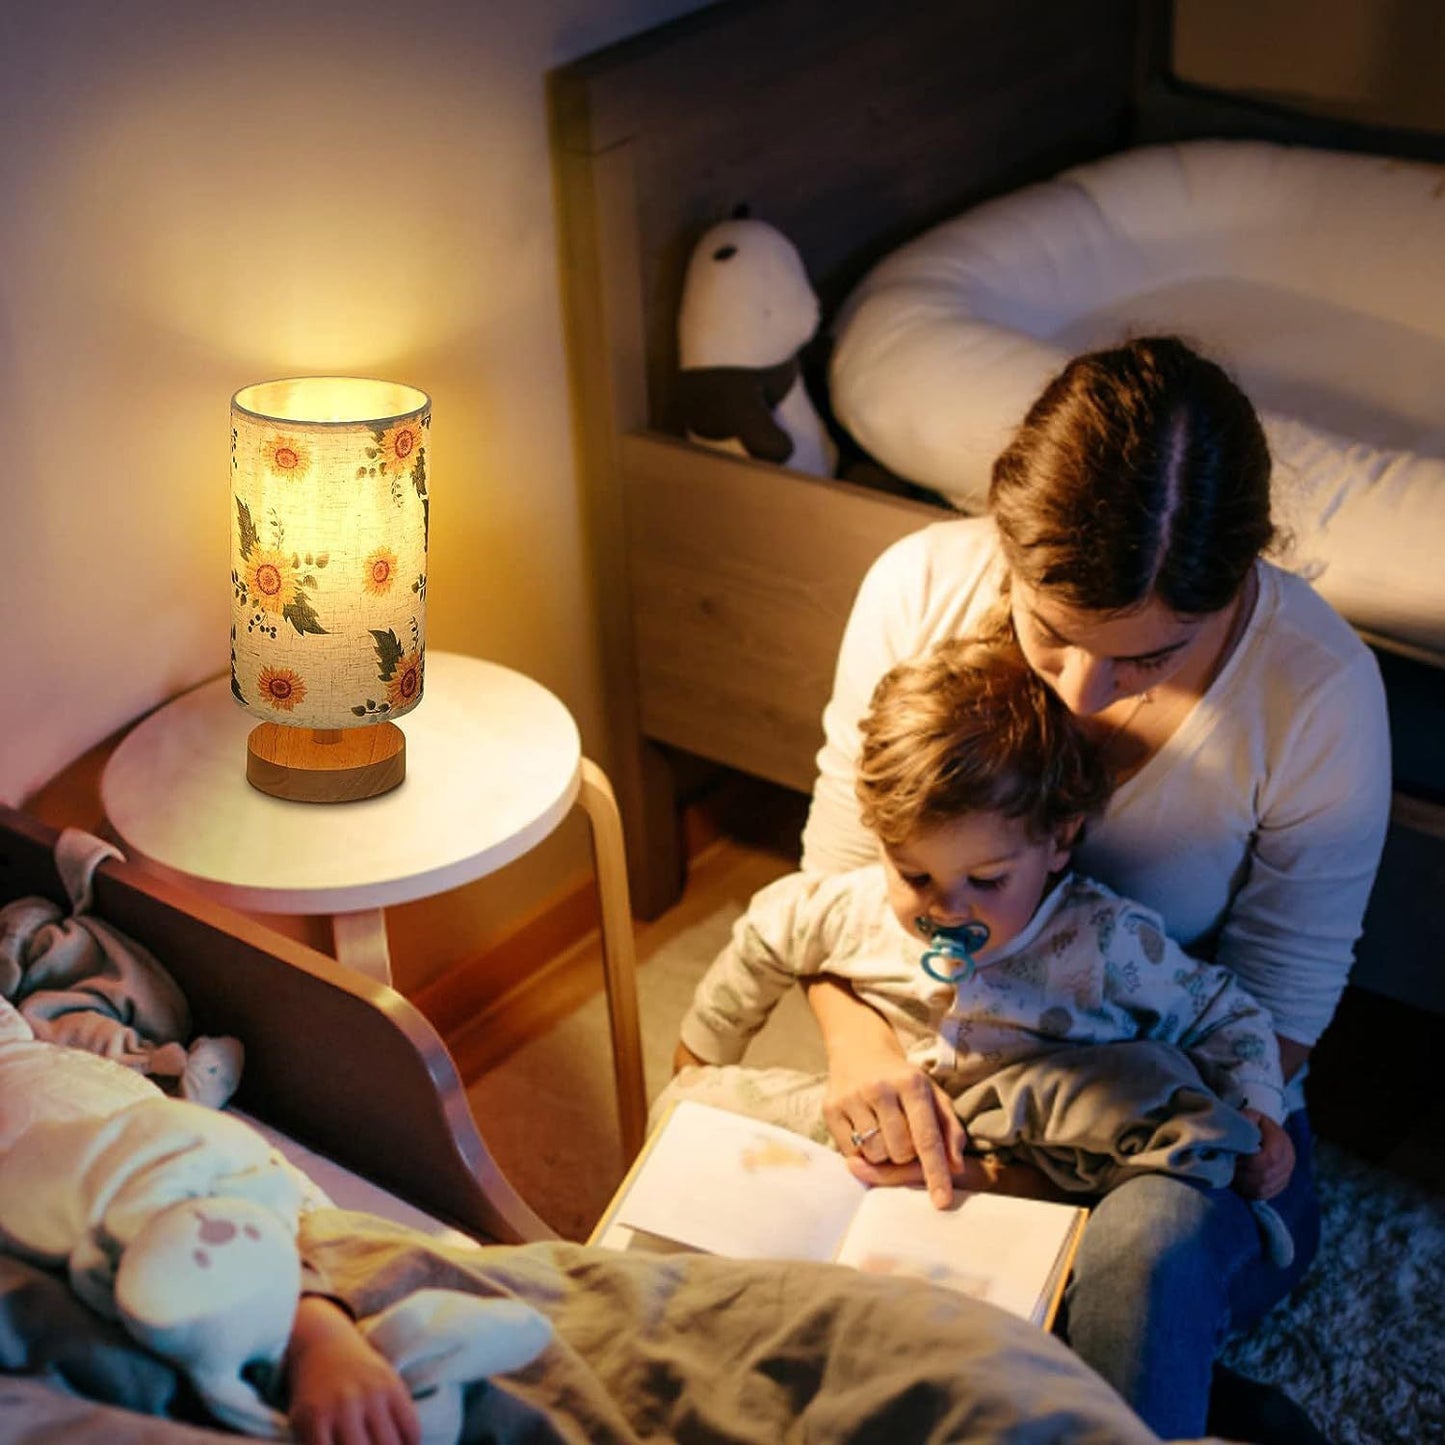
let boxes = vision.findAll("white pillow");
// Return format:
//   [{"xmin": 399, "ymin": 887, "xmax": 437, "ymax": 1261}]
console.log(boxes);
[{"xmin": 829, "ymin": 141, "xmax": 1445, "ymax": 657}]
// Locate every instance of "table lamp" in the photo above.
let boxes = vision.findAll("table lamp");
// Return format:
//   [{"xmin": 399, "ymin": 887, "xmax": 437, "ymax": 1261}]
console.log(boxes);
[{"xmin": 230, "ymin": 377, "xmax": 430, "ymax": 802}]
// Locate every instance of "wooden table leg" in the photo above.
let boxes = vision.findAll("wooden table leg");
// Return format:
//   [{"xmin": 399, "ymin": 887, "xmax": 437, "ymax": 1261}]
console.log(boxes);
[
  {"xmin": 331, "ymin": 907, "xmax": 393, "ymax": 985},
  {"xmin": 577, "ymin": 757, "xmax": 648, "ymax": 1159},
  {"xmin": 331, "ymin": 911, "xmax": 556, "ymax": 1241}
]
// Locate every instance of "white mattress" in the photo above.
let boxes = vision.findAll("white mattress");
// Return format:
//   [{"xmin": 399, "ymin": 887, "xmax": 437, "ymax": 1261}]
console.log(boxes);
[{"xmin": 830, "ymin": 140, "xmax": 1445, "ymax": 660}]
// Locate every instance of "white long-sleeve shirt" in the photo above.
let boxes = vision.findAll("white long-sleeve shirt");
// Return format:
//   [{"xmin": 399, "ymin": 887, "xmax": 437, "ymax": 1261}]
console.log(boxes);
[
  {"xmin": 800, "ymin": 519, "xmax": 1391, "ymax": 1110},
  {"xmin": 681, "ymin": 868, "xmax": 1288, "ymax": 1123}
]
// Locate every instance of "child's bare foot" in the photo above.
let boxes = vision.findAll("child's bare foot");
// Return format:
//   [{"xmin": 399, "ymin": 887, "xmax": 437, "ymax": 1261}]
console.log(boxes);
[
  {"xmin": 844, "ymin": 1151, "xmax": 1022, "ymax": 1203},
  {"xmin": 973, "ymin": 1155, "xmax": 1075, "ymax": 1203},
  {"xmin": 956, "ymin": 1154, "xmax": 999, "ymax": 1192}
]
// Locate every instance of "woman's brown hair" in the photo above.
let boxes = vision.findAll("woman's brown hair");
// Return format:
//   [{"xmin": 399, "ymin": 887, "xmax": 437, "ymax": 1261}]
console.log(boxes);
[
  {"xmin": 989, "ymin": 335, "xmax": 1273, "ymax": 616},
  {"xmin": 856, "ymin": 638, "xmax": 1112, "ymax": 848}
]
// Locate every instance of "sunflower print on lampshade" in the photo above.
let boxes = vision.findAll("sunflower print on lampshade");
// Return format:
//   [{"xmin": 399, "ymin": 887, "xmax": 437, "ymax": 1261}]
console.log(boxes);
[{"xmin": 230, "ymin": 377, "xmax": 429, "ymax": 731}]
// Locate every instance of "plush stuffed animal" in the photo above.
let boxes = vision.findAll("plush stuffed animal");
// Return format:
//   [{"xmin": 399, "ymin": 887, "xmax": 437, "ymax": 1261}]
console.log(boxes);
[
  {"xmin": 676, "ymin": 215, "xmax": 837, "ymax": 476},
  {"xmin": 0, "ymin": 1096, "xmax": 552, "ymax": 1442},
  {"xmin": 115, "ymin": 1198, "xmax": 552, "ymax": 1442},
  {"xmin": 0, "ymin": 827, "xmax": 244, "ymax": 1107}
]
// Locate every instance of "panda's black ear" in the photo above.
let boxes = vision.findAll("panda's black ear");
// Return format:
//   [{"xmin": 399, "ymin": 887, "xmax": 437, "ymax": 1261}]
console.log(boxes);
[{"xmin": 731, "ymin": 202, "xmax": 751, "ymax": 220}]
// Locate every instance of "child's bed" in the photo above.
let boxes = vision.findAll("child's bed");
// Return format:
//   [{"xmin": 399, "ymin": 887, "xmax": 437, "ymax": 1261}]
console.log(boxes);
[
  {"xmin": 551, "ymin": 0, "xmax": 1445, "ymax": 926},
  {"xmin": 0, "ymin": 802, "xmax": 1183, "ymax": 1442},
  {"xmin": 0, "ymin": 802, "xmax": 549, "ymax": 1248}
]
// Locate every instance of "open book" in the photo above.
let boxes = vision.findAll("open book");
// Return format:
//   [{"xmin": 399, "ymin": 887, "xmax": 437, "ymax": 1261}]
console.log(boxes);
[{"xmin": 591, "ymin": 1100, "xmax": 1088, "ymax": 1328}]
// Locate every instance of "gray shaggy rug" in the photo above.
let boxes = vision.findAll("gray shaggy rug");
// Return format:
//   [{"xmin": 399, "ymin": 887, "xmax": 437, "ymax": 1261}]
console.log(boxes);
[{"xmin": 1221, "ymin": 1140, "xmax": 1443, "ymax": 1445}]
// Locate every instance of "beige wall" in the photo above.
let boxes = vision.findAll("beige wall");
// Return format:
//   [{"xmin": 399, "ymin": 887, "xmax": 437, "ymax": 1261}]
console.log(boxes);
[
  {"xmin": 0, "ymin": 0, "xmax": 709, "ymax": 988},
  {"xmin": 1175, "ymin": 0, "xmax": 1445, "ymax": 133}
]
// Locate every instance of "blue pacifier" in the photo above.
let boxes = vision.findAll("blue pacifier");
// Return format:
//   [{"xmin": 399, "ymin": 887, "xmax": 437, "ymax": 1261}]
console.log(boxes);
[{"xmin": 917, "ymin": 919, "xmax": 990, "ymax": 985}]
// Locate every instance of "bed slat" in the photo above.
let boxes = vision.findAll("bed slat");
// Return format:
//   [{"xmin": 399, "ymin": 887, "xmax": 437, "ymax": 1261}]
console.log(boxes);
[{"xmin": 623, "ymin": 435, "xmax": 938, "ymax": 793}]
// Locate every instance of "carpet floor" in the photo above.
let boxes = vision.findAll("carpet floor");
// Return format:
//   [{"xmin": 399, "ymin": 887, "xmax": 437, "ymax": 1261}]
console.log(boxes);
[
  {"xmin": 466, "ymin": 904, "xmax": 1443, "ymax": 1445},
  {"xmin": 1220, "ymin": 1141, "xmax": 1443, "ymax": 1444}
]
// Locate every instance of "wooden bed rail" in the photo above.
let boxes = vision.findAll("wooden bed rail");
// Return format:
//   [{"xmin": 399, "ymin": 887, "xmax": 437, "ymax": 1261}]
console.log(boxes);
[
  {"xmin": 622, "ymin": 433, "xmax": 939, "ymax": 794},
  {"xmin": 0, "ymin": 804, "xmax": 554, "ymax": 1245}
]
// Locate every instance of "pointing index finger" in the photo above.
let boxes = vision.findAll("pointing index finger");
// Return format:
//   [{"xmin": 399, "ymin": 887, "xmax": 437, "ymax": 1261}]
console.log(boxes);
[{"xmin": 899, "ymin": 1086, "xmax": 954, "ymax": 1207}]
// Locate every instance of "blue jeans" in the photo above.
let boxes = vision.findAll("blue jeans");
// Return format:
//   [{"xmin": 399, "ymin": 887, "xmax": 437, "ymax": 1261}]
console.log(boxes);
[{"xmin": 1059, "ymin": 1112, "xmax": 1320, "ymax": 1439}]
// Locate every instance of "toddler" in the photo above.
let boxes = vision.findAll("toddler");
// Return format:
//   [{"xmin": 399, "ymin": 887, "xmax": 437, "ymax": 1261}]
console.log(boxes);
[{"xmin": 664, "ymin": 638, "xmax": 1295, "ymax": 1208}]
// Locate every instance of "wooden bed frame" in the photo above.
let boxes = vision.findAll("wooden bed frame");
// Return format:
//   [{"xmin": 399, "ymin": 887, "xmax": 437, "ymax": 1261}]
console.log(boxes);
[
  {"xmin": 0, "ymin": 803, "xmax": 555, "ymax": 1245},
  {"xmin": 552, "ymin": 0, "xmax": 1445, "ymax": 921}
]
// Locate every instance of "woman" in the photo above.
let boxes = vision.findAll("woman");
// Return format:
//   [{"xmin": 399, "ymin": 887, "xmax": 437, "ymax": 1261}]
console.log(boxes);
[{"xmin": 800, "ymin": 336, "xmax": 1390, "ymax": 1438}]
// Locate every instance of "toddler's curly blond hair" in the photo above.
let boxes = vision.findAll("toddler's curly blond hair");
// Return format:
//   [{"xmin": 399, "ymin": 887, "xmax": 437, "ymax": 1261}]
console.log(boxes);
[{"xmin": 856, "ymin": 638, "xmax": 1112, "ymax": 849}]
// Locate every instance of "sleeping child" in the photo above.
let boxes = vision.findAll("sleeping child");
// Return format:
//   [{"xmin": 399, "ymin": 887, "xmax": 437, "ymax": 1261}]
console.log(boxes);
[
  {"xmin": 659, "ymin": 637, "xmax": 1295, "ymax": 1238},
  {"xmin": 0, "ymin": 998, "xmax": 552, "ymax": 1444}
]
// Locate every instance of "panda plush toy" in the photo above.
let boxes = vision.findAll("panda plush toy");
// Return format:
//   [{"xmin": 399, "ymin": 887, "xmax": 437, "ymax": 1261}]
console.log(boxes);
[{"xmin": 676, "ymin": 215, "xmax": 837, "ymax": 477}]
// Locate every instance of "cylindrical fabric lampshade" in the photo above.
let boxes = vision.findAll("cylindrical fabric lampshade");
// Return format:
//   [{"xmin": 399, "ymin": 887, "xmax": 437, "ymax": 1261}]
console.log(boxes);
[{"xmin": 230, "ymin": 377, "xmax": 429, "ymax": 733}]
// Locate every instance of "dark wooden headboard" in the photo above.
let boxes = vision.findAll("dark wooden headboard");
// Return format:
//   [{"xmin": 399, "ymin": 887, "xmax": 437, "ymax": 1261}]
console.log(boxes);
[{"xmin": 0, "ymin": 804, "xmax": 552, "ymax": 1244}]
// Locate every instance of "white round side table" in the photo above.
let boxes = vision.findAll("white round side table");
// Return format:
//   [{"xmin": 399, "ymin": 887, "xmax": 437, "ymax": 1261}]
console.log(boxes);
[{"xmin": 101, "ymin": 650, "xmax": 647, "ymax": 1157}]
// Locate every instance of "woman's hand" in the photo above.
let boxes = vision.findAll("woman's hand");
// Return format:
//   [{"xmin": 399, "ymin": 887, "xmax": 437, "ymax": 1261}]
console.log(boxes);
[
  {"xmin": 847, "ymin": 1150, "xmax": 1062, "ymax": 1201},
  {"xmin": 286, "ymin": 1296, "xmax": 421, "ymax": 1445},
  {"xmin": 809, "ymin": 978, "xmax": 966, "ymax": 1207},
  {"xmin": 826, "ymin": 1062, "xmax": 969, "ymax": 1208},
  {"xmin": 1234, "ymin": 1111, "xmax": 1296, "ymax": 1201}
]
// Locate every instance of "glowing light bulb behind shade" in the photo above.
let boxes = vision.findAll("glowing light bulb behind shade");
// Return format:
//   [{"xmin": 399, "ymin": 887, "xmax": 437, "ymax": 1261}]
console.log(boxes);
[{"xmin": 230, "ymin": 377, "xmax": 430, "ymax": 802}]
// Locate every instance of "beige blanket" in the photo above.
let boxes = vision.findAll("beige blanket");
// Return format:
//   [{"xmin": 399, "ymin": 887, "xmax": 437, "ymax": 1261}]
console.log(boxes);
[{"xmin": 1, "ymin": 1206, "xmax": 1200, "ymax": 1442}]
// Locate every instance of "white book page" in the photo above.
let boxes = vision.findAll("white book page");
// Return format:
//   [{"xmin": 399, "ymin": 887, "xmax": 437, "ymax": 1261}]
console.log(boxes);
[
  {"xmin": 834, "ymin": 1187, "xmax": 1083, "ymax": 1324},
  {"xmin": 614, "ymin": 1101, "xmax": 867, "ymax": 1261}
]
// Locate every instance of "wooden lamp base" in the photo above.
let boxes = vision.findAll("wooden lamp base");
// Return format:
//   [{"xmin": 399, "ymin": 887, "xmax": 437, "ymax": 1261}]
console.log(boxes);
[{"xmin": 246, "ymin": 723, "xmax": 406, "ymax": 803}]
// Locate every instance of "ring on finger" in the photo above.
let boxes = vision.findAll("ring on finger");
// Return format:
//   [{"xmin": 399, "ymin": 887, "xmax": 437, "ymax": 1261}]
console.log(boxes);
[{"xmin": 848, "ymin": 1126, "xmax": 881, "ymax": 1150}]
